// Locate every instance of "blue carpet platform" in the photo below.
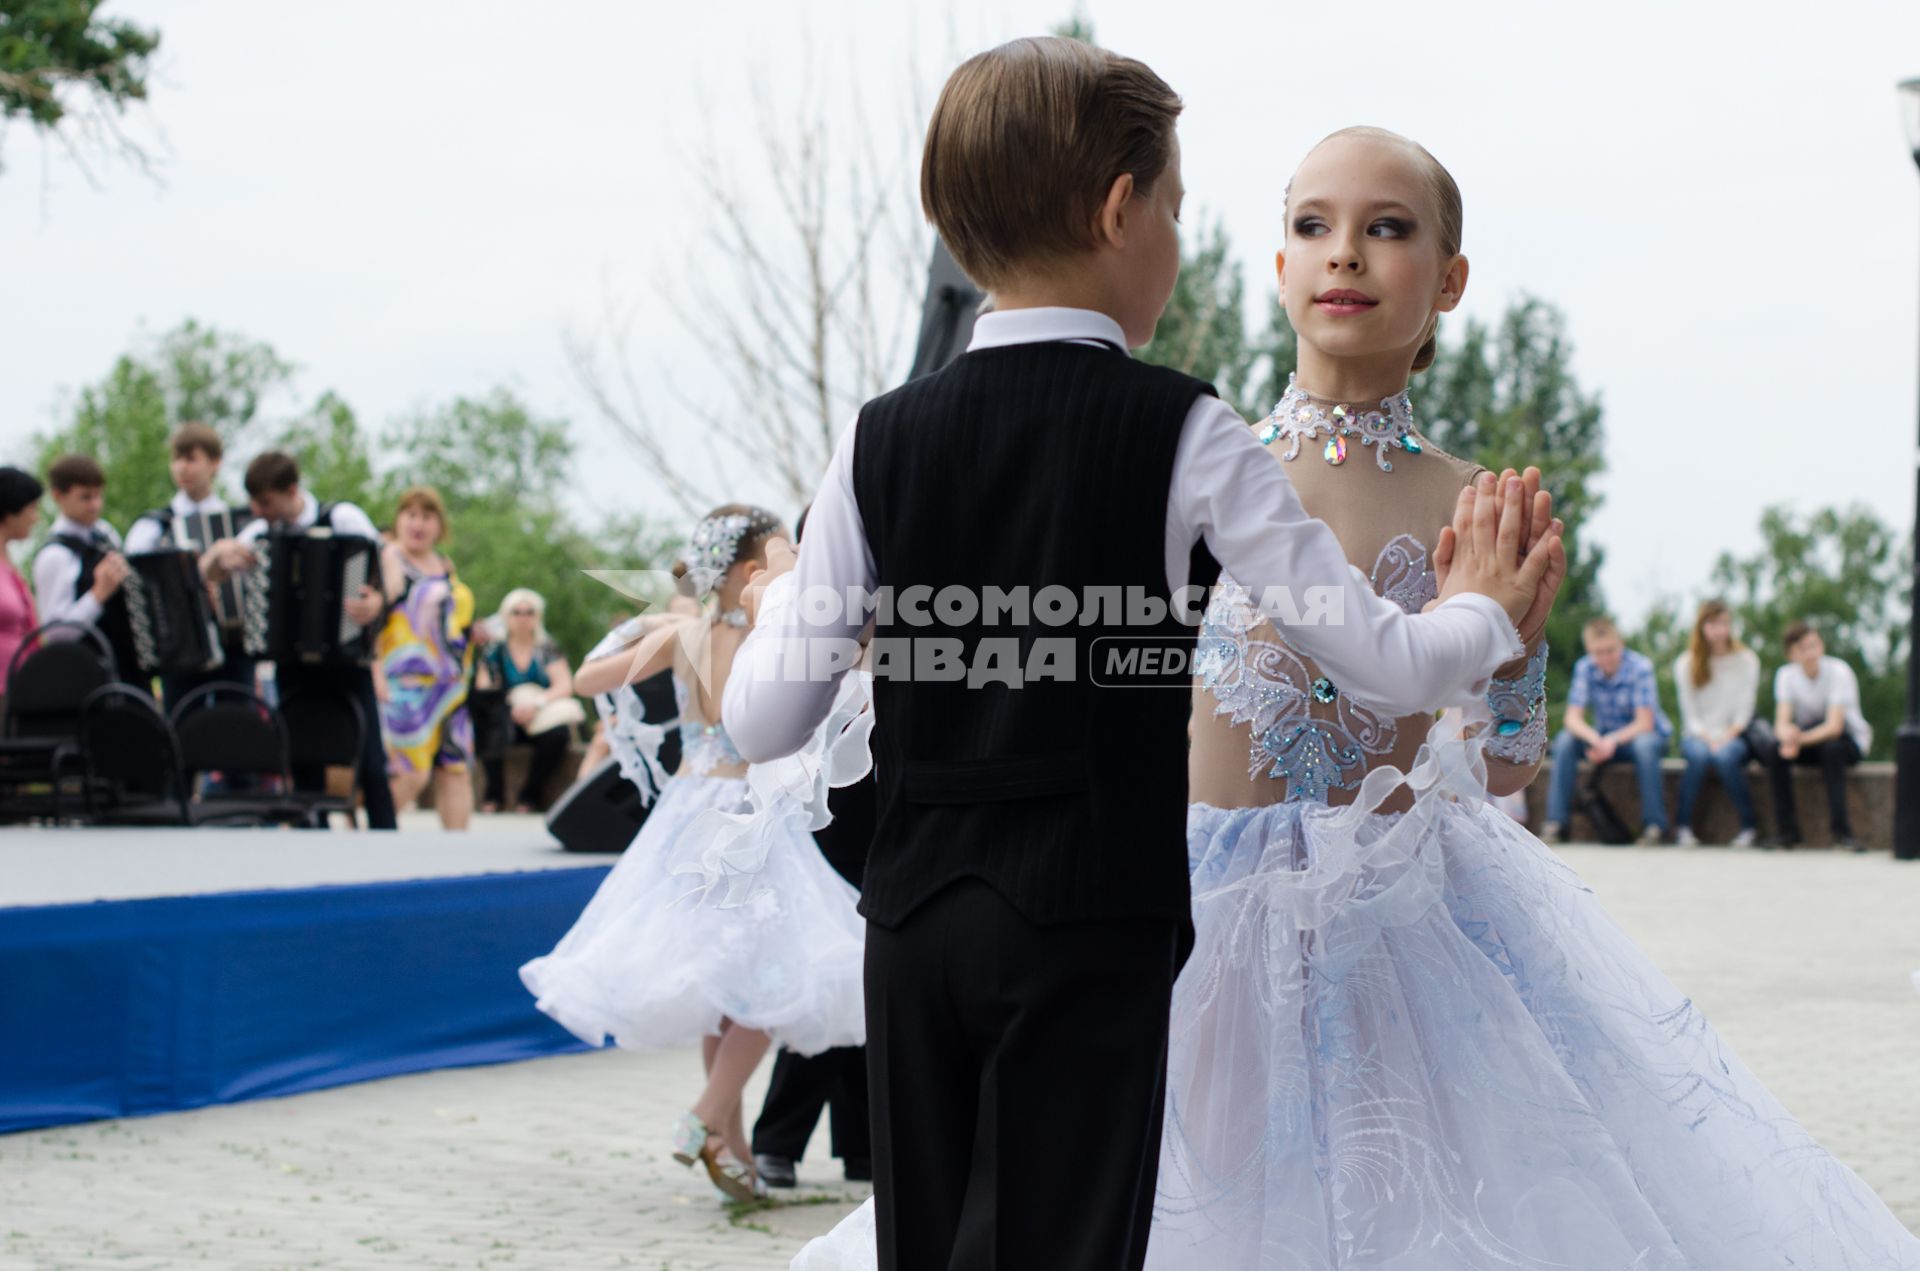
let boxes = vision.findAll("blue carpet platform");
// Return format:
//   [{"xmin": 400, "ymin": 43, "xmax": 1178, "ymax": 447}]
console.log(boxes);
[{"xmin": 0, "ymin": 829, "xmax": 610, "ymax": 1133}]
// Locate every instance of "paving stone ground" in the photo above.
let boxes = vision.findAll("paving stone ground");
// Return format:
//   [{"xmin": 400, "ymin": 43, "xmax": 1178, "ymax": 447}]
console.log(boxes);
[{"xmin": 4, "ymin": 843, "xmax": 1918, "ymax": 1269}]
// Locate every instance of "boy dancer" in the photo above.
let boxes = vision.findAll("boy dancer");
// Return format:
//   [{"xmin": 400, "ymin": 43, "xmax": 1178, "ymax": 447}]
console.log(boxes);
[
  {"xmin": 34, "ymin": 454, "xmax": 140, "ymax": 686},
  {"xmin": 203, "ymin": 451, "xmax": 396, "ymax": 829},
  {"xmin": 724, "ymin": 37, "xmax": 1561, "ymax": 1271},
  {"xmin": 125, "ymin": 423, "xmax": 258, "ymax": 704}
]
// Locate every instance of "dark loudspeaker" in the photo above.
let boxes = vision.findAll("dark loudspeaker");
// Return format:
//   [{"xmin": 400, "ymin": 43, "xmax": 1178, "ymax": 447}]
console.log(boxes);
[
  {"xmin": 907, "ymin": 240, "xmax": 984, "ymax": 381},
  {"xmin": 545, "ymin": 758, "xmax": 648, "ymax": 853}
]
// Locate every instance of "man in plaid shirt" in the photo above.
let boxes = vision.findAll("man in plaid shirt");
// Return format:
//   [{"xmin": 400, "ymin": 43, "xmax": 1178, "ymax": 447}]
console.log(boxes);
[{"xmin": 1543, "ymin": 616, "xmax": 1672, "ymax": 844}]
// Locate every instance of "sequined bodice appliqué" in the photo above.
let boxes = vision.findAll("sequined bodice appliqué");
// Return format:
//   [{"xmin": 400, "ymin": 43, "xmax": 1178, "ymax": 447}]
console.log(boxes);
[
  {"xmin": 673, "ymin": 676, "xmax": 746, "ymax": 774},
  {"xmin": 1196, "ymin": 534, "xmax": 1436, "ymax": 804}
]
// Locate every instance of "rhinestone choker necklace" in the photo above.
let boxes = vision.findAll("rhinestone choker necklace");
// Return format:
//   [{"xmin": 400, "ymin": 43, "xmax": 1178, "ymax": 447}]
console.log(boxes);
[{"xmin": 1257, "ymin": 374, "xmax": 1422, "ymax": 472}]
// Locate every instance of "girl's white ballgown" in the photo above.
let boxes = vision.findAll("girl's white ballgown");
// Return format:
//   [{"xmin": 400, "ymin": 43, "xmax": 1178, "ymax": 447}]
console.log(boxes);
[
  {"xmin": 792, "ymin": 574, "xmax": 1919, "ymax": 1270},
  {"xmin": 520, "ymin": 673, "xmax": 865, "ymax": 1058}
]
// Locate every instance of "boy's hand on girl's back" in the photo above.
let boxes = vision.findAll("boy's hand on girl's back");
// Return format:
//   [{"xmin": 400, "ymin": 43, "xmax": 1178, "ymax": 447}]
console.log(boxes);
[
  {"xmin": 742, "ymin": 537, "xmax": 798, "ymax": 627},
  {"xmin": 1435, "ymin": 471, "xmax": 1565, "ymax": 633}
]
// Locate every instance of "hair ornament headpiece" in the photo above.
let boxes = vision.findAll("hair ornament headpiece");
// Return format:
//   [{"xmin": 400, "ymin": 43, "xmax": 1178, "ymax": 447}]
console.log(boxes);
[{"xmin": 679, "ymin": 513, "xmax": 754, "ymax": 599}]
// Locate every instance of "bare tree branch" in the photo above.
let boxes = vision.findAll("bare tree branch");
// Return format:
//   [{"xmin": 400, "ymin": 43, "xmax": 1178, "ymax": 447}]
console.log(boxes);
[{"xmin": 568, "ymin": 49, "xmax": 930, "ymax": 514}]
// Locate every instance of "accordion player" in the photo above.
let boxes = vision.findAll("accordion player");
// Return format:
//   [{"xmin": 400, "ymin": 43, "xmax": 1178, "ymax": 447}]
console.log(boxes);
[{"xmin": 240, "ymin": 529, "xmax": 384, "ymax": 665}]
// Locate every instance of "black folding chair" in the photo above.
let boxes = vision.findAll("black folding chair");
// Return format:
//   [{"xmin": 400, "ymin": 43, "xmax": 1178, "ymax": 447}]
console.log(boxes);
[
  {"xmin": 169, "ymin": 683, "xmax": 308, "ymax": 826},
  {"xmin": 76, "ymin": 684, "xmax": 195, "ymax": 826},
  {"xmin": 0, "ymin": 622, "xmax": 117, "ymax": 823},
  {"xmin": 280, "ymin": 690, "xmax": 367, "ymax": 829}
]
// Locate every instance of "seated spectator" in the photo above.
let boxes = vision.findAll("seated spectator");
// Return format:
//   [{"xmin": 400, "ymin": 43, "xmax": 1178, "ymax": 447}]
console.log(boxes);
[
  {"xmin": 1764, "ymin": 621, "xmax": 1871, "ymax": 852},
  {"xmin": 475, "ymin": 589, "xmax": 578, "ymax": 813},
  {"xmin": 1543, "ymin": 616, "xmax": 1672, "ymax": 845},
  {"xmin": 0, "ymin": 467, "xmax": 44, "ymax": 714},
  {"xmin": 1672, "ymin": 600, "xmax": 1761, "ymax": 848}
]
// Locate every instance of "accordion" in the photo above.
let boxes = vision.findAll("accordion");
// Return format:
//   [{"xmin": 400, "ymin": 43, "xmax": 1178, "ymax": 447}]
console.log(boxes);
[
  {"xmin": 241, "ymin": 530, "xmax": 382, "ymax": 665},
  {"xmin": 123, "ymin": 549, "xmax": 225, "ymax": 675},
  {"xmin": 166, "ymin": 506, "xmax": 249, "ymax": 632}
]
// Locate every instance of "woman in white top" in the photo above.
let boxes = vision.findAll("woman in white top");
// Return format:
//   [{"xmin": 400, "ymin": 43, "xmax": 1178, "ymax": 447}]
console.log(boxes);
[
  {"xmin": 1766, "ymin": 620, "xmax": 1872, "ymax": 851},
  {"xmin": 1673, "ymin": 599, "xmax": 1761, "ymax": 846}
]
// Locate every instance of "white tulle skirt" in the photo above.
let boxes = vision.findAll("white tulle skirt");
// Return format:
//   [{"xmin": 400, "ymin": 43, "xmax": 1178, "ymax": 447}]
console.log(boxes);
[
  {"xmin": 520, "ymin": 773, "xmax": 866, "ymax": 1057},
  {"xmin": 793, "ymin": 723, "xmax": 1919, "ymax": 1270}
]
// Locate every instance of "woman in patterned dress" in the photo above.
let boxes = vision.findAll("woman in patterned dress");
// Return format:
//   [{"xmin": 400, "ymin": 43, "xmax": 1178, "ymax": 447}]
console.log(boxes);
[{"xmin": 377, "ymin": 486, "xmax": 477, "ymax": 830}]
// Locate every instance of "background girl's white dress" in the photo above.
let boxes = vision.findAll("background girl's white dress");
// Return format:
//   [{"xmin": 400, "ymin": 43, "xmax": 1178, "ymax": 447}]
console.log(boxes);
[
  {"xmin": 792, "ymin": 732, "xmax": 1920, "ymax": 1271},
  {"xmin": 519, "ymin": 664, "xmax": 866, "ymax": 1058}
]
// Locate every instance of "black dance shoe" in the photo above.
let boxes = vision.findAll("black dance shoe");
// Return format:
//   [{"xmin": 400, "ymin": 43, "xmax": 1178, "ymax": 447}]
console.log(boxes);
[
  {"xmin": 753, "ymin": 1153, "xmax": 797, "ymax": 1189},
  {"xmin": 842, "ymin": 1157, "xmax": 873, "ymax": 1182}
]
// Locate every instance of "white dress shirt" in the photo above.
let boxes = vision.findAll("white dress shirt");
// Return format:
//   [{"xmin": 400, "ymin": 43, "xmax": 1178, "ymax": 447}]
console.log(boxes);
[
  {"xmin": 125, "ymin": 490, "xmax": 239, "ymax": 555},
  {"xmin": 33, "ymin": 514, "xmax": 123, "ymax": 630},
  {"xmin": 723, "ymin": 306, "xmax": 1524, "ymax": 763},
  {"xmin": 237, "ymin": 491, "xmax": 380, "ymax": 544},
  {"xmin": 1776, "ymin": 656, "xmax": 1873, "ymax": 753}
]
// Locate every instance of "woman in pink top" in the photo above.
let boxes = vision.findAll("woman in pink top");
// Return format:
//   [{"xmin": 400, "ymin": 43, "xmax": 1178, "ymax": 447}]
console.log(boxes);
[{"xmin": 0, "ymin": 466, "xmax": 45, "ymax": 708}]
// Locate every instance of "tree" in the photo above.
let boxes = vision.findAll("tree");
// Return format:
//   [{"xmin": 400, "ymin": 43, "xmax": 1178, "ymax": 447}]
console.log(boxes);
[
  {"xmin": 275, "ymin": 390, "xmax": 377, "ymax": 514},
  {"xmin": 0, "ymin": 0, "xmax": 159, "ymax": 176},
  {"xmin": 1702, "ymin": 504, "xmax": 1908, "ymax": 759},
  {"xmin": 569, "ymin": 62, "xmax": 927, "ymax": 519},
  {"xmin": 1138, "ymin": 220, "xmax": 1263, "ymax": 421},
  {"xmin": 35, "ymin": 319, "xmax": 296, "ymax": 528}
]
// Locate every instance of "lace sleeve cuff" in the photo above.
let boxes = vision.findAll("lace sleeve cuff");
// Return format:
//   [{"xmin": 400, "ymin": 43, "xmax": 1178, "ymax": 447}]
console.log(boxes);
[{"xmin": 1484, "ymin": 642, "xmax": 1548, "ymax": 766}]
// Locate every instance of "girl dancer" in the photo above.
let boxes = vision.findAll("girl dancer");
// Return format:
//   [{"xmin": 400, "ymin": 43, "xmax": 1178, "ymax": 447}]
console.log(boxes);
[
  {"xmin": 521, "ymin": 505, "xmax": 865, "ymax": 1204},
  {"xmin": 795, "ymin": 128, "xmax": 1918, "ymax": 1268}
]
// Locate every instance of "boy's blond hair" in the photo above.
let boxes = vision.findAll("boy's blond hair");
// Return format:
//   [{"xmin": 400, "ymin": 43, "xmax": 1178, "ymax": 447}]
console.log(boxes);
[{"xmin": 921, "ymin": 37, "xmax": 1181, "ymax": 290}]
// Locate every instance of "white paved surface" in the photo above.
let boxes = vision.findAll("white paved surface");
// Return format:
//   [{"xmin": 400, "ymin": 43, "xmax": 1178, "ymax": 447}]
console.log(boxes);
[{"xmin": 3, "ymin": 844, "xmax": 1918, "ymax": 1269}]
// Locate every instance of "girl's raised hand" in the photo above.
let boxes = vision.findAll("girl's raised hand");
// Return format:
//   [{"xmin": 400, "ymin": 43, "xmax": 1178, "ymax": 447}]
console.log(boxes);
[{"xmin": 1437, "ymin": 473, "xmax": 1564, "ymax": 630}]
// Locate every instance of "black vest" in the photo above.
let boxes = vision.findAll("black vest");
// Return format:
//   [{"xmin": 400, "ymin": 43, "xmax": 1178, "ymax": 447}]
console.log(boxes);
[
  {"xmin": 851, "ymin": 342, "xmax": 1219, "ymax": 935},
  {"xmin": 50, "ymin": 531, "xmax": 142, "ymax": 681}
]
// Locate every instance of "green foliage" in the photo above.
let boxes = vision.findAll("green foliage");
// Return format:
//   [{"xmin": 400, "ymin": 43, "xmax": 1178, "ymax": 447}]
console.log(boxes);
[
  {"xmin": 157, "ymin": 319, "xmax": 294, "ymax": 439},
  {"xmin": 1049, "ymin": 8, "xmax": 1094, "ymax": 42},
  {"xmin": 1138, "ymin": 220, "xmax": 1263, "ymax": 420},
  {"xmin": 1651, "ymin": 505, "xmax": 1909, "ymax": 759},
  {"xmin": 0, "ymin": 0, "xmax": 157, "ymax": 153},
  {"xmin": 33, "ymin": 320, "xmax": 296, "ymax": 527},
  {"xmin": 276, "ymin": 390, "xmax": 377, "ymax": 511},
  {"xmin": 1245, "ymin": 298, "xmax": 1299, "ymax": 416},
  {"xmin": 38, "ymin": 352, "xmax": 169, "ymax": 528}
]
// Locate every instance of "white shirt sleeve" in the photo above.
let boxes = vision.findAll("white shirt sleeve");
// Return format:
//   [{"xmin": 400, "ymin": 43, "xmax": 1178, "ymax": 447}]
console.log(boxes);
[
  {"xmin": 123, "ymin": 515, "xmax": 164, "ymax": 556},
  {"xmin": 324, "ymin": 502, "xmax": 381, "ymax": 540},
  {"xmin": 723, "ymin": 419, "xmax": 875, "ymax": 763},
  {"xmin": 1826, "ymin": 660, "xmax": 1861, "ymax": 714},
  {"xmin": 1170, "ymin": 396, "xmax": 1522, "ymax": 716},
  {"xmin": 33, "ymin": 541, "xmax": 102, "ymax": 629}
]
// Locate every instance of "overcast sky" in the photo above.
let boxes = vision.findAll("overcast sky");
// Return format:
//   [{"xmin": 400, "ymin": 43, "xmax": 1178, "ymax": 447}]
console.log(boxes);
[{"xmin": 5, "ymin": 0, "xmax": 1919, "ymax": 625}]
